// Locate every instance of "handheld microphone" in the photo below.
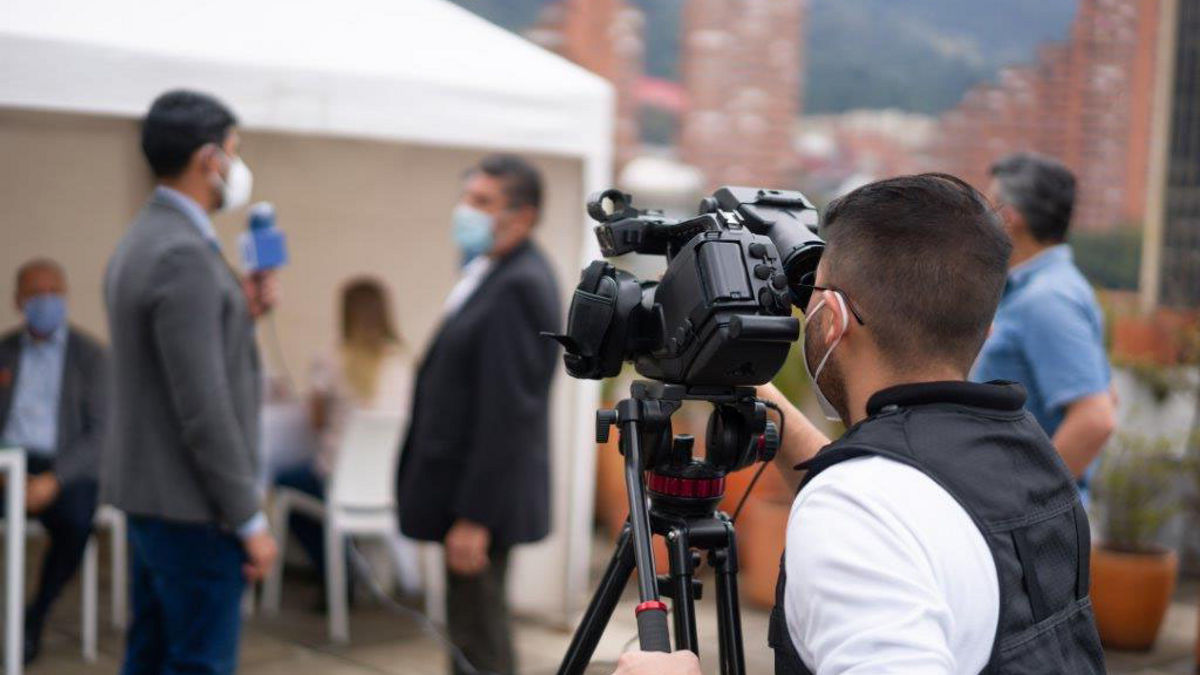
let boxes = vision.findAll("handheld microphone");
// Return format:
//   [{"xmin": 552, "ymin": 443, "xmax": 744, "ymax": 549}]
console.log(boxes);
[{"xmin": 239, "ymin": 202, "xmax": 288, "ymax": 272}]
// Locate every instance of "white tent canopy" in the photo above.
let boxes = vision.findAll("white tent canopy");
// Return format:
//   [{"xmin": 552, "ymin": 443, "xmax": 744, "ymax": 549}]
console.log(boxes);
[
  {"xmin": 1, "ymin": 0, "xmax": 610, "ymax": 626},
  {"xmin": 0, "ymin": 0, "xmax": 613, "ymax": 161}
]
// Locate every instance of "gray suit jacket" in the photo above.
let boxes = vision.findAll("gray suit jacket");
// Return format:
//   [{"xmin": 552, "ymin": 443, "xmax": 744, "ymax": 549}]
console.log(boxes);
[
  {"xmin": 103, "ymin": 190, "xmax": 261, "ymax": 529},
  {"xmin": 0, "ymin": 327, "xmax": 108, "ymax": 486}
]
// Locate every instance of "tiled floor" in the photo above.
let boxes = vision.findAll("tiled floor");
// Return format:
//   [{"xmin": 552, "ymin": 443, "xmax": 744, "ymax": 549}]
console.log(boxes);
[{"xmin": 16, "ymin": 539, "xmax": 1200, "ymax": 674}]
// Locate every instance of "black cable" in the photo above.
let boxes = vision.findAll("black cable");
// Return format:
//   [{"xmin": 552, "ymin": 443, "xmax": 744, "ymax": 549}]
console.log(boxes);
[
  {"xmin": 272, "ymin": 320, "xmax": 629, "ymax": 673},
  {"xmin": 266, "ymin": 329, "xmax": 499, "ymax": 675},
  {"xmin": 346, "ymin": 540, "xmax": 494, "ymax": 675},
  {"xmin": 345, "ymin": 541, "xmax": 630, "ymax": 675},
  {"xmin": 264, "ymin": 311, "xmax": 298, "ymax": 398},
  {"xmin": 730, "ymin": 400, "xmax": 786, "ymax": 523},
  {"xmin": 264, "ymin": 307, "xmax": 507, "ymax": 674}
]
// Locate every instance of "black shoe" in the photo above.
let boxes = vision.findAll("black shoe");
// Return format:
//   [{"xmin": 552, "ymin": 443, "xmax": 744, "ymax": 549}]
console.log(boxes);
[{"xmin": 22, "ymin": 617, "xmax": 42, "ymax": 666}]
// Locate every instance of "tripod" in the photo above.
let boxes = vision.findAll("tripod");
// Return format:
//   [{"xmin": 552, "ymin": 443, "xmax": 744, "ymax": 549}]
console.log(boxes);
[{"xmin": 557, "ymin": 382, "xmax": 779, "ymax": 675}]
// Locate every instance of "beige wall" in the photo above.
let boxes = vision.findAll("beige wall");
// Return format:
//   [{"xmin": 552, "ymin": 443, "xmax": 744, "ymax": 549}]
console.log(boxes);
[
  {"xmin": 0, "ymin": 108, "xmax": 584, "ymax": 378},
  {"xmin": 0, "ymin": 109, "xmax": 151, "ymax": 335},
  {"xmin": 0, "ymin": 107, "xmax": 589, "ymax": 618}
]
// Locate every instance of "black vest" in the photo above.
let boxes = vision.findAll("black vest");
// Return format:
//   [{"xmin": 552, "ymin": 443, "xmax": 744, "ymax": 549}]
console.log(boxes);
[{"xmin": 767, "ymin": 381, "xmax": 1104, "ymax": 674}]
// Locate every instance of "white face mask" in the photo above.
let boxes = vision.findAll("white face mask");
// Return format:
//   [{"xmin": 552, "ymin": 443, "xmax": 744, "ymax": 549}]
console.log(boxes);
[
  {"xmin": 213, "ymin": 153, "xmax": 253, "ymax": 213},
  {"xmin": 802, "ymin": 292, "xmax": 850, "ymax": 422}
]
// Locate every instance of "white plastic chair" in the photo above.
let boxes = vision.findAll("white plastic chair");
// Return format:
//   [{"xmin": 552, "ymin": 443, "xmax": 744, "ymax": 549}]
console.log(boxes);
[
  {"xmin": 9, "ymin": 504, "xmax": 125, "ymax": 663},
  {"xmin": 12, "ymin": 520, "xmax": 95, "ymax": 662},
  {"xmin": 94, "ymin": 504, "xmax": 128, "ymax": 630},
  {"xmin": 262, "ymin": 409, "xmax": 406, "ymax": 643}
]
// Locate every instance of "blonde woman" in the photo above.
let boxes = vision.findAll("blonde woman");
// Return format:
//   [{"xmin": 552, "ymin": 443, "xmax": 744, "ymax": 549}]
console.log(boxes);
[{"xmin": 274, "ymin": 277, "xmax": 412, "ymax": 599}]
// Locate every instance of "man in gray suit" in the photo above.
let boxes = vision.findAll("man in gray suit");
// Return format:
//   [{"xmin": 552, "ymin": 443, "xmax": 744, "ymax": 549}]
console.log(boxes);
[
  {"xmin": 0, "ymin": 258, "xmax": 107, "ymax": 664},
  {"xmin": 104, "ymin": 90, "xmax": 277, "ymax": 674}
]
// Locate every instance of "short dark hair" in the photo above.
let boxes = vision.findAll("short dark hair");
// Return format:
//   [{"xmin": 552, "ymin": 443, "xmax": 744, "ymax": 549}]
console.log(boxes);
[
  {"xmin": 821, "ymin": 173, "xmax": 1012, "ymax": 373},
  {"xmin": 474, "ymin": 154, "xmax": 543, "ymax": 215},
  {"xmin": 989, "ymin": 152, "xmax": 1075, "ymax": 243},
  {"xmin": 15, "ymin": 258, "xmax": 65, "ymax": 289},
  {"xmin": 141, "ymin": 90, "xmax": 237, "ymax": 178}
]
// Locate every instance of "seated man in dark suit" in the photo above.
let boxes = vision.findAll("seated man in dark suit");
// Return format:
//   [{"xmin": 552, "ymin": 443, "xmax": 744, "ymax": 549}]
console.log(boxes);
[
  {"xmin": 0, "ymin": 258, "xmax": 107, "ymax": 664},
  {"xmin": 396, "ymin": 154, "xmax": 561, "ymax": 675}
]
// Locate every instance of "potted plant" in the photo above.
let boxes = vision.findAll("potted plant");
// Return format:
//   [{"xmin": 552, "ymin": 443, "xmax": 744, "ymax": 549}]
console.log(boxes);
[
  {"xmin": 1091, "ymin": 433, "xmax": 1180, "ymax": 651},
  {"xmin": 1181, "ymin": 433, "xmax": 1200, "ymax": 670}
]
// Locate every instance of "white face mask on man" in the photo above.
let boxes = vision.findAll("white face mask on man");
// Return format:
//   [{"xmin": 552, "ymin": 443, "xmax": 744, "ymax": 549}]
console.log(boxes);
[
  {"xmin": 212, "ymin": 150, "xmax": 254, "ymax": 213},
  {"xmin": 802, "ymin": 291, "xmax": 850, "ymax": 422}
]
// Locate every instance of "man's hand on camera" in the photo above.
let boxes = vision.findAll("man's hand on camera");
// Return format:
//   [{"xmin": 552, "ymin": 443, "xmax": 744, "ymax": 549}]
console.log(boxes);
[
  {"xmin": 242, "ymin": 270, "xmax": 279, "ymax": 318},
  {"xmin": 242, "ymin": 530, "xmax": 279, "ymax": 582},
  {"xmin": 446, "ymin": 519, "xmax": 490, "ymax": 575},
  {"xmin": 613, "ymin": 650, "xmax": 701, "ymax": 675},
  {"xmin": 756, "ymin": 382, "xmax": 832, "ymax": 494}
]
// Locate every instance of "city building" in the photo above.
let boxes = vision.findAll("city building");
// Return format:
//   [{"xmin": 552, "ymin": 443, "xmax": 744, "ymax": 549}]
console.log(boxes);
[
  {"xmin": 1140, "ymin": 0, "xmax": 1200, "ymax": 308},
  {"xmin": 793, "ymin": 109, "xmax": 937, "ymax": 199},
  {"xmin": 679, "ymin": 0, "xmax": 806, "ymax": 189},
  {"xmin": 932, "ymin": 0, "xmax": 1161, "ymax": 233},
  {"xmin": 527, "ymin": 0, "xmax": 645, "ymax": 172}
]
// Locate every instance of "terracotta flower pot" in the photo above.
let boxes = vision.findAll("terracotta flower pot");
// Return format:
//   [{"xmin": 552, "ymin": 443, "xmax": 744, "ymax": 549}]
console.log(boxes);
[
  {"xmin": 718, "ymin": 467, "xmax": 755, "ymax": 517},
  {"xmin": 594, "ymin": 431, "xmax": 627, "ymax": 537},
  {"xmin": 719, "ymin": 463, "xmax": 792, "ymax": 518},
  {"xmin": 596, "ymin": 445, "xmax": 671, "ymax": 576},
  {"xmin": 737, "ymin": 493, "xmax": 792, "ymax": 609},
  {"xmin": 1090, "ymin": 545, "xmax": 1178, "ymax": 651}
]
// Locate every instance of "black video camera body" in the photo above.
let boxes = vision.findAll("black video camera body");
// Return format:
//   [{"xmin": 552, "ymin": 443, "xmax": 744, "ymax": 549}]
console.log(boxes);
[{"xmin": 548, "ymin": 187, "xmax": 824, "ymax": 387}]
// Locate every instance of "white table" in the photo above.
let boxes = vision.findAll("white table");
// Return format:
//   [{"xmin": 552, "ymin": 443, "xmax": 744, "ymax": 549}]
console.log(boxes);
[
  {"xmin": 260, "ymin": 401, "xmax": 316, "ymax": 486},
  {"xmin": 0, "ymin": 449, "xmax": 25, "ymax": 675}
]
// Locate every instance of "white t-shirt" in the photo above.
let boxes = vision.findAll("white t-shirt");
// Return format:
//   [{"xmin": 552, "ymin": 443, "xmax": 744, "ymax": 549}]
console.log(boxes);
[
  {"xmin": 442, "ymin": 255, "xmax": 494, "ymax": 316},
  {"xmin": 785, "ymin": 456, "xmax": 1000, "ymax": 674}
]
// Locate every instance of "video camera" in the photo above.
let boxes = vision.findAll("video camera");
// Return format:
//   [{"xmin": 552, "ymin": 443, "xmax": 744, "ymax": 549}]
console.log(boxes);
[
  {"xmin": 552, "ymin": 187, "xmax": 827, "ymax": 672},
  {"xmin": 547, "ymin": 186, "xmax": 824, "ymax": 387}
]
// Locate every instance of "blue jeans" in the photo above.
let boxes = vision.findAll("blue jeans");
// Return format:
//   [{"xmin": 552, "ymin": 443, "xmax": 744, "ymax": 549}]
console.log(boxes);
[
  {"xmin": 274, "ymin": 463, "xmax": 327, "ymax": 578},
  {"xmin": 121, "ymin": 516, "xmax": 245, "ymax": 675}
]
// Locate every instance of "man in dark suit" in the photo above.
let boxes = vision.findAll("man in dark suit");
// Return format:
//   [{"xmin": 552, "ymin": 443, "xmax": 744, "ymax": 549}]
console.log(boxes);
[
  {"xmin": 396, "ymin": 154, "xmax": 561, "ymax": 675},
  {"xmin": 0, "ymin": 258, "xmax": 107, "ymax": 664},
  {"xmin": 104, "ymin": 90, "xmax": 277, "ymax": 674}
]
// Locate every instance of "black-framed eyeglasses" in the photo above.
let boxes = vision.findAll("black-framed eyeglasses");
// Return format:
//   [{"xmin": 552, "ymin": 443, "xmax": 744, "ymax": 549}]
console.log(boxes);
[{"xmin": 794, "ymin": 271, "xmax": 866, "ymax": 325}]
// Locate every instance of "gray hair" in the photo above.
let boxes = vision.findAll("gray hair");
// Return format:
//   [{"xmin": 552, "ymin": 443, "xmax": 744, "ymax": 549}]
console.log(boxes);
[{"xmin": 989, "ymin": 152, "xmax": 1076, "ymax": 243}]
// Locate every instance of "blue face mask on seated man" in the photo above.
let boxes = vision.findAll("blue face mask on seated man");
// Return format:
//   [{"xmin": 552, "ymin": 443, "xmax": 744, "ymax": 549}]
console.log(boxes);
[
  {"xmin": 451, "ymin": 204, "xmax": 495, "ymax": 261},
  {"xmin": 23, "ymin": 294, "xmax": 66, "ymax": 337}
]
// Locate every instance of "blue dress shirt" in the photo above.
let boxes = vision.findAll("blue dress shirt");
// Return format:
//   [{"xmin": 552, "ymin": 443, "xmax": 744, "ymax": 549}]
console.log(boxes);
[
  {"xmin": 154, "ymin": 185, "xmax": 220, "ymax": 246},
  {"xmin": 2, "ymin": 326, "xmax": 68, "ymax": 456},
  {"xmin": 972, "ymin": 245, "xmax": 1111, "ymax": 492}
]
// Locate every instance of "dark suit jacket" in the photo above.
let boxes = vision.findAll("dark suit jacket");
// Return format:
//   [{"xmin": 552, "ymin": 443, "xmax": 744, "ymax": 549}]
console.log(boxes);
[
  {"xmin": 396, "ymin": 240, "xmax": 561, "ymax": 546},
  {"xmin": 102, "ymin": 191, "xmax": 261, "ymax": 529},
  {"xmin": 0, "ymin": 327, "xmax": 108, "ymax": 486}
]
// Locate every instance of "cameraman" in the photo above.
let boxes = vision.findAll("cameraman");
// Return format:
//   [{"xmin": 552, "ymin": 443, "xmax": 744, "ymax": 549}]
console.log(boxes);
[{"xmin": 615, "ymin": 174, "xmax": 1103, "ymax": 674}]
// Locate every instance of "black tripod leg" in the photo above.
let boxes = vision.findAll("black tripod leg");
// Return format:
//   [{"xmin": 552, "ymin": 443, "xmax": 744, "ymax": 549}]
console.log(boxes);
[
  {"xmin": 665, "ymin": 528, "xmax": 699, "ymax": 654},
  {"xmin": 557, "ymin": 524, "xmax": 637, "ymax": 675},
  {"xmin": 711, "ymin": 523, "xmax": 746, "ymax": 675},
  {"xmin": 617, "ymin": 407, "xmax": 672, "ymax": 653}
]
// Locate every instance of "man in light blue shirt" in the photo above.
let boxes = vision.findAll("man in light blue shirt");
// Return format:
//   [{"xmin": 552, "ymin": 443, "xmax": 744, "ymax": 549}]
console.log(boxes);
[
  {"xmin": 3, "ymin": 323, "xmax": 66, "ymax": 457},
  {"xmin": 973, "ymin": 153, "xmax": 1116, "ymax": 498},
  {"xmin": 1, "ymin": 258, "xmax": 108, "ymax": 663}
]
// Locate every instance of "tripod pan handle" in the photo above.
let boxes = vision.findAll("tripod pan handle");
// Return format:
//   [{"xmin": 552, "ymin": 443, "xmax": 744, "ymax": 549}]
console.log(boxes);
[{"xmin": 635, "ymin": 601, "xmax": 672, "ymax": 652}]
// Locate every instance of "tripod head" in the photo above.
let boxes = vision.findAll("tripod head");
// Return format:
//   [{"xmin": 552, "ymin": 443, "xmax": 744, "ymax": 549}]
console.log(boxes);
[
  {"xmin": 562, "ymin": 381, "xmax": 777, "ymax": 671},
  {"xmin": 596, "ymin": 381, "xmax": 780, "ymax": 496}
]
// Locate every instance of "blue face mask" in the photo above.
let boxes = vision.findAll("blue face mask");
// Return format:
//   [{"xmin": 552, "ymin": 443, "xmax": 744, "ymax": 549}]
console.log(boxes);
[
  {"xmin": 23, "ymin": 294, "xmax": 66, "ymax": 337},
  {"xmin": 451, "ymin": 204, "xmax": 495, "ymax": 261}
]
